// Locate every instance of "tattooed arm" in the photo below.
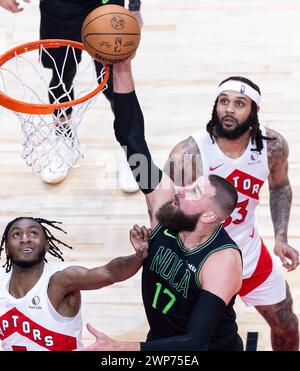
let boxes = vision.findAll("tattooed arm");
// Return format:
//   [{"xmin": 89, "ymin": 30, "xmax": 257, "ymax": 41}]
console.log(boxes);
[
  {"xmin": 164, "ymin": 136, "xmax": 202, "ymax": 186},
  {"xmin": 267, "ymin": 128, "xmax": 299, "ymax": 271}
]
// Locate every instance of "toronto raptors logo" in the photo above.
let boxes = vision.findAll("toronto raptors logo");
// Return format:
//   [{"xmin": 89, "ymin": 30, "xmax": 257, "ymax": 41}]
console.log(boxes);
[
  {"xmin": 111, "ymin": 16, "xmax": 125, "ymax": 30},
  {"xmin": 227, "ymin": 169, "xmax": 264, "ymax": 200},
  {"xmin": 0, "ymin": 307, "xmax": 77, "ymax": 350}
]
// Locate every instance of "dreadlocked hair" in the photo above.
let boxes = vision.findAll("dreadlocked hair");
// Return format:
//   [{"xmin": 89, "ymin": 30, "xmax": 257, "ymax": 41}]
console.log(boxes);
[
  {"xmin": 0, "ymin": 217, "xmax": 72, "ymax": 273},
  {"xmin": 206, "ymin": 76, "xmax": 275, "ymax": 153}
]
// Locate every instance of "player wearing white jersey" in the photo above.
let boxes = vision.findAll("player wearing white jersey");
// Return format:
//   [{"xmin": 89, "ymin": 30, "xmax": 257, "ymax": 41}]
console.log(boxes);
[
  {"xmin": 0, "ymin": 264, "xmax": 82, "ymax": 351},
  {"xmin": 192, "ymin": 127, "xmax": 270, "ymax": 284},
  {"xmin": 0, "ymin": 217, "xmax": 148, "ymax": 351},
  {"xmin": 164, "ymin": 76, "xmax": 299, "ymax": 351}
]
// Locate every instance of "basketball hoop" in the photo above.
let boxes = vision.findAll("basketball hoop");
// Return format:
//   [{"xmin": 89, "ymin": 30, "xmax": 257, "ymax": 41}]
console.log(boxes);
[{"xmin": 0, "ymin": 39, "xmax": 110, "ymax": 175}]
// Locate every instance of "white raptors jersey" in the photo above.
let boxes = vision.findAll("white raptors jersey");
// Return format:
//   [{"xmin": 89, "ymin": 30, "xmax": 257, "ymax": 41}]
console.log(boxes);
[
  {"xmin": 192, "ymin": 129, "xmax": 269, "ymax": 278},
  {"xmin": 0, "ymin": 263, "xmax": 83, "ymax": 351}
]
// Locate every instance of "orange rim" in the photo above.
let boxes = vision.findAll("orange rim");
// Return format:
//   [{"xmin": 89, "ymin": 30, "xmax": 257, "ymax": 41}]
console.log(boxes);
[{"xmin": 0, "ymin": 39, "xmax": 110, "ymax": 114}]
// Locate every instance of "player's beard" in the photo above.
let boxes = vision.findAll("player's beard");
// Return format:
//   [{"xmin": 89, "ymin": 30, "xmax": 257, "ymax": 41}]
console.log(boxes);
[
  {"xmin": 214, "ymin": 115, "xmax": 252, "ymax": 140},
  {"xmin": 156, "ymin": 201, "xmax": 200, "ymax": 232},
  {"xmin": 8, "ymin": 249, "xmax": 46, "ymax": 269}
]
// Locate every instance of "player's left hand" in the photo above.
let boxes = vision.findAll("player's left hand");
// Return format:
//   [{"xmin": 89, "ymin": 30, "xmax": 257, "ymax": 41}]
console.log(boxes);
[
  {"xmin": 130, "ymin": 224, "xmax": 151, "ymax": 260},
  {"xmin": 274, "ymin": 242, "xmax": 299, "ymax": 272}
]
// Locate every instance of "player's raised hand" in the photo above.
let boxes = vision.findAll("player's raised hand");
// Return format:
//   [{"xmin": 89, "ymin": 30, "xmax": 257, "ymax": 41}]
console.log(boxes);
[{"xmin": 130, "ymin": 224, "xmax": 151, "ymax": 260}]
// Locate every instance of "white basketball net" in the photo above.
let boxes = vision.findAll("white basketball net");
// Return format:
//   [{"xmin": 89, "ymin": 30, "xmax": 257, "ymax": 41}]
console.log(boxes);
[{"xmin": 0, "ymin": 43, "xmax": 107, "ymax": 174}]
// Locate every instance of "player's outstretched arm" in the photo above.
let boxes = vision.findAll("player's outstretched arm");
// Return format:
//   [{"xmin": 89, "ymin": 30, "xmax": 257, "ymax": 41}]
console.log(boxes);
[
  {"xmin": 113, "ymin": 59, "xmax": 175, "ymax": 227},
  {"xmin": 51, "ymin": 247, "xmax": 147, "ymax": 296},
  {"xmin": 113, "ymin": 59, "xmax": 160, "ymax": 193}
]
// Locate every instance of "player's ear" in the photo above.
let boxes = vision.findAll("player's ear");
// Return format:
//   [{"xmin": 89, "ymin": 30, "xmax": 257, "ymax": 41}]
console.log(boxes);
[{"xmin": 200, "ymin": 211, "xmax": 217, "ymax": 224}]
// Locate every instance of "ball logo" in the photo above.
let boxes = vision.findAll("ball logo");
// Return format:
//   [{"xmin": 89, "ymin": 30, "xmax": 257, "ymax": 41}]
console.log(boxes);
[
  {"xmin": 32, "ymin": 296, "xmax": 40, "ymax": 306},
  {"xmin": 114, "ymin": 37, "xmax": 123, "ymax": 53},
  {"xmin": 99, "ymin": 41, "xmax": 111, "ymax": 48},
  {"xmin": 240, "ymin": 85, "xmax": 246, "ymax": 94},
  {"xmin": 250, "ymin": 152, "xmax": 259, "ymax": 161},
  {"xmin": 111, "ymin": 16, "xmax": 125, "ymax": 30}
]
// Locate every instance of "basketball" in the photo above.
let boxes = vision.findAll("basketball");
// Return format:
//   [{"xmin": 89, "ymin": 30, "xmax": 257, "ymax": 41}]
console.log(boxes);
[{"xmin": 81, "ymin": 5, "xmax": 141, "ymax": 64}]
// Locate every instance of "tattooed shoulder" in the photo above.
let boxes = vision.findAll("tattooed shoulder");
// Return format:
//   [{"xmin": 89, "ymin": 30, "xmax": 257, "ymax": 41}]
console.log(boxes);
[
  {"xmin": 165, "ymin": 136, "xmax": 203, "ymax": 186},
  {"xmin": 175, "ymin": 136, "xmax": 200, "ymax": 155}
]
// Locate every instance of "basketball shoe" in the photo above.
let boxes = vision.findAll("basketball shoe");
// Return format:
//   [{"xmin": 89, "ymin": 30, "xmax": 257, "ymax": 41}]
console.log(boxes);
[
  {"xmin": 40, "ymin": 126, "xmax": 79, "ymax": 184},
  {"xmin": 118, "ymin": 151, "xmax": 139, "ymax": 193}
]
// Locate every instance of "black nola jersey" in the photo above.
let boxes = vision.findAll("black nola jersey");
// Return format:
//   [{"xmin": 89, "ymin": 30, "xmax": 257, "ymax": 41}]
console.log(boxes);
[{"xmin": 142, "ymin": 224, "xmax": 242, "ymax": 349}]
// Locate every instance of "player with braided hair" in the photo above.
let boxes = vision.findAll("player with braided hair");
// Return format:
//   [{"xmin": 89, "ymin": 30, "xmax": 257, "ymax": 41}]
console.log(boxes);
[
  {"xmin": 0, "ymin": 217, "xmax": 71, "ymax": 272},
  {"xmin": 0, "ymin": 217, "xmax": 149, "ymax": 351},
  {"xmin": 164, "ymin": 76, "xmax": 299, "ymax": 350}
]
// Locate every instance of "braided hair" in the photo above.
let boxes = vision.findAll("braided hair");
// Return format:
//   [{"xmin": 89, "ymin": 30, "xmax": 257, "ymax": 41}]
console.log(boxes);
[
  {"xmin": 0, "ymin": 217, "xmax": 72, "ymax": 273},
  {"xmin": 206, "ymin": 76, "xmax": 275, "ymax": 153}
]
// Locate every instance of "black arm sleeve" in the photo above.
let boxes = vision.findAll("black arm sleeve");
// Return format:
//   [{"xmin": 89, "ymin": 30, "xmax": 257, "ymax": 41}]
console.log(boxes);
[
  {"xmin": 140, "ymin": 290, "xmax": 227, "ymax": 351},
  {"xmin": 114, "ymin": 91, "xmax": 162, "ymax": 194},
  {"xmin": 129, "ymin": 0, "xmax": 141, "ymax": 11}
]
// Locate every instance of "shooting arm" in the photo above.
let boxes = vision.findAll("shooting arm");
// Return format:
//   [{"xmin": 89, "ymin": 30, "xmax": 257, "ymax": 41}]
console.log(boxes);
[{"xmin": 113, "ymin": 62, "xmax": 162, "ymax": 195}]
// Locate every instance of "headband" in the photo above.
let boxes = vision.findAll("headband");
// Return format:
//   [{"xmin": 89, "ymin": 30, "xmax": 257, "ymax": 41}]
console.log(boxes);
[{"xmin": 216, "ymin": 80, "xmax": 261, "ymax": 106}]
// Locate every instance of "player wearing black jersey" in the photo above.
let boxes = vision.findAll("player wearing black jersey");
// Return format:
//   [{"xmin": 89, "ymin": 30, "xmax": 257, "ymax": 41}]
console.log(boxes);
[
  {"xmin": 140, "ymin": 222, "xmax": 242, "ymax": 351},
  {"xmin": 82, "ymin": 55, "xmax": 244, "ymax": 351}
]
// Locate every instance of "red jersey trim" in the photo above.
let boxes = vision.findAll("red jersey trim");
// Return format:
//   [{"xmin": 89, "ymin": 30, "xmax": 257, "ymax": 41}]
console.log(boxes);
[{"xmin": 239, "ymin": 239, "xmax": 273, "ymax": 297}]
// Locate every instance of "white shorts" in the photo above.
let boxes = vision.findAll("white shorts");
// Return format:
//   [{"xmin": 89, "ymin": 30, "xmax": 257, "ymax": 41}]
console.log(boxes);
[{"xmin": 239, "ymin": 239, "xmax": 286, "ymax": 306}]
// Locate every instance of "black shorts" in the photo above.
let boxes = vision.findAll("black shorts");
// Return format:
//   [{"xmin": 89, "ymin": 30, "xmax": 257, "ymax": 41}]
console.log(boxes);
[{"xmin": 40, "ymin": 0, "xmax": 125, "ymax": 69}]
